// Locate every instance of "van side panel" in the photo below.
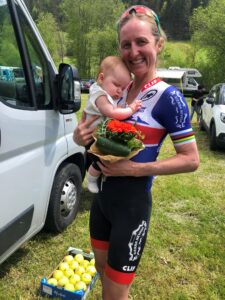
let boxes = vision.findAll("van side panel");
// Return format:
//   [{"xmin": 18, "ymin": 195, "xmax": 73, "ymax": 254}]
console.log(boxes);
[
  {"xmin": 0, "ymin": 103, "xmax": 66, "ymax": 241},
  {"xmin": 0, "ymin": 205, "xmax": 34, "ymax": 257}
]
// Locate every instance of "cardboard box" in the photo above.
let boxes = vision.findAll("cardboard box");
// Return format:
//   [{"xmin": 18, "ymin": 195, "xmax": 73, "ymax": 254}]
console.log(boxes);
[{"xmin": 40, "ymin": 247, "xmax": 98, "ymax": 299}]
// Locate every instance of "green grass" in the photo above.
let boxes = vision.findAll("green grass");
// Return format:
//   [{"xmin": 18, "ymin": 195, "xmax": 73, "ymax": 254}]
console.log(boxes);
[{"xmin": 0, "ymin": 95, "xmax": 224, "ymax": 299}]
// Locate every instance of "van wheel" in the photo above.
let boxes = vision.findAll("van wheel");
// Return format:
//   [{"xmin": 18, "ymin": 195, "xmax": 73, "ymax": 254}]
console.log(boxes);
[
  {"xmin": 209, "ymin": 123, "xmax": 218, "ymax": 151},
  {"xmin": 44, "ymin": 163, "xmax": 82, "ymax": 233}
]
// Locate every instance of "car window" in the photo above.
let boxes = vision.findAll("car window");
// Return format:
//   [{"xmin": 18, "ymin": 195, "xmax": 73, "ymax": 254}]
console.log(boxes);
[
  {"xmin": 208, "ymin": 87, "xmax": 216, "ymax": 100},
  {"xmin": 214, "ymin": 85, "xmax": 221, "ymax": 105},
  {"xmin": 221, "ymin": 85, "xmax": 225, "ymax": 105}
]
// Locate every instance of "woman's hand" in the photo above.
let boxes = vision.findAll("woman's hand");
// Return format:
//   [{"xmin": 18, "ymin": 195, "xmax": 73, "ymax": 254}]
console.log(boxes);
[
  {"xmin": 73, "ymin": 112, "xmax": 99, "ymax": 146},
  {"xmin": 97, "ymin": 142, "xmax": 199, "ymax": 177},
  {"xmin": 97, "ymin": 159, "xmax": 139, "ymax": 177}
]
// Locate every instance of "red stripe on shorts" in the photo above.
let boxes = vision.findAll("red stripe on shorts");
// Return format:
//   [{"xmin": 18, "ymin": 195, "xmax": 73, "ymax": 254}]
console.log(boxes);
[
  {"xmin": 105, "ymin": 264, "xmax": 135, "ymax": 284},
  {"xmin": 91, "ymin": 238, "xmax": 109, "ymax": 250}
]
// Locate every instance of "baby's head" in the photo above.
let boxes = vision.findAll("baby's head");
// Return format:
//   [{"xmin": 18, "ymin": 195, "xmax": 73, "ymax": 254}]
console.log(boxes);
[{"xmin": 97, "ymin": 56, "xmax": 131, "ymax": 100}]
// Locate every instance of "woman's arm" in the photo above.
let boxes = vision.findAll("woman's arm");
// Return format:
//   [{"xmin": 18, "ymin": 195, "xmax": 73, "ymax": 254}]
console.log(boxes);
[
  {"xmin": 97, "ymin": 141, "xmax": 200, "ymax": 177},
  {"xmin": 73, "ymin": 112, "xmax": 99, "ymax": 146},
  {"xmin": 96, "ymin": 95, "xmax": 141, "ymax": 120}
]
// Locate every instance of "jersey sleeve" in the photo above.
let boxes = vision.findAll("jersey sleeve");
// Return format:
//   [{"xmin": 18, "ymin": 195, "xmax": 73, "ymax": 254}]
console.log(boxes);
[{"xmin": 152, "ymin": 86, "xmax": 196, "ymax": 146}]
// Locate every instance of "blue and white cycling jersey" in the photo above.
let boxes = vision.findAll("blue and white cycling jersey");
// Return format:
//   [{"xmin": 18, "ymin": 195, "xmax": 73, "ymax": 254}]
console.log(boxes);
[{"xmin": 118, "ymin": 77, "xmax": 195, "ymax": 164}]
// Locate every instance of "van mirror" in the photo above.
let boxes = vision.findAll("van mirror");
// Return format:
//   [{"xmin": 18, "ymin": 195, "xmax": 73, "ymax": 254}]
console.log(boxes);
[{"xmin": 58, "ymin": 63, "xmax": 81, "ymax": 114}]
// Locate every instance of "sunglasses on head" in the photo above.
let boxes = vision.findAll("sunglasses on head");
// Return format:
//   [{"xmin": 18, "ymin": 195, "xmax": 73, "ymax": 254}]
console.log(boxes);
[{"xmin": 120, "ymin": 5, "xmax": 161, "ymax": 35}]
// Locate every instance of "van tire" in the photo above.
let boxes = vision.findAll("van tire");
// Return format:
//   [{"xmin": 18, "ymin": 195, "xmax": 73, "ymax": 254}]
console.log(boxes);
[{"xmin": 44, "ymin": 163, "xmax": 82, "ymax": 233}]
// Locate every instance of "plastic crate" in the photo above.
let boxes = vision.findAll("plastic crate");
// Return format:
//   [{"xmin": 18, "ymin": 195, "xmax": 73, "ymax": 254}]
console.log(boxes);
[{"xmin": 40, "ymin": 247, "xmax": 98, "ymax": 300}]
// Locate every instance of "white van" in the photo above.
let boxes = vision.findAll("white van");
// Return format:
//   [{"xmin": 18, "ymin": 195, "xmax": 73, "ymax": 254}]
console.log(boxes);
[
  {"xmin": 157, "ymin": 67, "xmax": 202, "ymax": 96},
  {"xmin": 0, "ymin": 0, "xmax": 86, "ymax": 264}
]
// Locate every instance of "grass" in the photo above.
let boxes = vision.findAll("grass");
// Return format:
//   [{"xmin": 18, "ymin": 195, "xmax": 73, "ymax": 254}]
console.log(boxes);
[{"xmin": 0, "ymin": 95, "xmax": 224, "ymax": 300}]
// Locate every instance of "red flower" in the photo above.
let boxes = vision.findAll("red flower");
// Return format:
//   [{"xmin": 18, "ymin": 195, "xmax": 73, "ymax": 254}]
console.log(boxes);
[{"xmin": 106, "ymin": 120, "xmax": 138, "ymax": 135}]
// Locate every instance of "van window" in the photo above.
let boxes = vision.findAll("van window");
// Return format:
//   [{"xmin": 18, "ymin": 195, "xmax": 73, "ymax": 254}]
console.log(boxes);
[
  {"xmin": 187, "ymin": 77, "xmax": 197, "ymax": 86},
  {"xmin": 16, "ymin": 0, "xmax": 52, "ymax": 108},
  {"xmin": 0, "ymin": 1, "xmax": 52, "ymax": 109},
  {"xmin": 0, "ymin": 2, "xmax": 31, "ymax": 107}
]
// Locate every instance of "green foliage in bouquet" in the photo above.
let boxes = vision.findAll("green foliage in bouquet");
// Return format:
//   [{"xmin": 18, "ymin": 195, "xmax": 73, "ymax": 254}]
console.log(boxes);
[{"xmin": 95, "ymin": 118, "xmax": 144, "ymax": 157}]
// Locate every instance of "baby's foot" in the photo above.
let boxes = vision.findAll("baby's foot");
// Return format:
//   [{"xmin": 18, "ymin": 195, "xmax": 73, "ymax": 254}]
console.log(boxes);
[{"xmin": 87, "ymin": 174, "xmax": 99, "ymax": 193}]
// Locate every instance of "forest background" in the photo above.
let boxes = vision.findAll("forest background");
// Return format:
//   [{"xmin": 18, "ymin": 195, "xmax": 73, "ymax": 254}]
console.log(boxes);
[{"xmin": 24, "ymin": 0, "xmax": 225, "ymax": 89}]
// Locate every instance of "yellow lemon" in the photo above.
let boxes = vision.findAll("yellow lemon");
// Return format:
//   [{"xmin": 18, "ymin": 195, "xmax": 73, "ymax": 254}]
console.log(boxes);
[
  {"xmin": 75, "ymin": 266, "xmax": 85, "ymax": 276},
  {"xmin": 53, "ymin": 269, "xmax": 64, "ymax": 281},
  {"xmin": 70, "ymin": 260, "xmax": 79, "ymax": 271},
  {"xmin": 58, "ymin": 262, "xmax": 70, "ymax": 272},
  {"xmin": 47, "ymin": 277, "xmax": 58, "ymax": 286},
  {"xmin": 64, "ymin": 283, "xmax": 75, "ymax": 292},
  {"xmin": 74, "ymin": 281, "xmax": 87, "ymax": 291},
  {"xmin": 80, "ymin": 259, "xmax": 89, "ymax": 269},
  {"xmin": 63, "ymin": 255, "xmax": 74, "ymax": 264},
  {"xmin": 74, "ymin": 253, "xmax": 84, "ymax": 263},
  {"xmin": 64, "ymin": 268, "xmax": 74, "ymax": 278},
  {"xmin": 57, "ymin": 276, "xmax": 69, "ymax": 287},
  {"xmin": 81, "ymin": 272, "xmax": 92, "ymax": 285},
  {"xmin": 89, "ymin": 258, "xmax": 95, "ymax": 266},
  {"xmin": 86, "ymin": 265, "xmax": 97, "ymax": 277},
  {"xmin": 69, "ymin": 274, "xmax": 81, "ymax": 285}
]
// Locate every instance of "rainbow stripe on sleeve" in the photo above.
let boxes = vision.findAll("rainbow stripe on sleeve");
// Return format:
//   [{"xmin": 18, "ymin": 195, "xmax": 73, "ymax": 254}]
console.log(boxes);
[{"xmin": 170, "ymin": 128, "xmax": 196, "ymax": 146}]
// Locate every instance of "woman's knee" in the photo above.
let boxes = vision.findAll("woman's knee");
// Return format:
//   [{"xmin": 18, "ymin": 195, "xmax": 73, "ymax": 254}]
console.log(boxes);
[
  {"xmin": 92, "ymin": 248, "xmax": 108, "ymax": 276},
  {"xmin": 103, "ymin": 274, "xmax": 130, "ymax": 300}
]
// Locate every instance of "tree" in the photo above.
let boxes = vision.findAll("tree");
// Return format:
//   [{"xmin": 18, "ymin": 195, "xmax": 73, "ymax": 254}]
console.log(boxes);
[
  {"xmin": 61, "ymin": 0, "xmax": 125, "ymax": 78},
  {"xmin": 36, "ymin": 12, "xmax": 64, "ymax": 65},
  {"xmin": 190, "ymin": 0, "xmax": 225, "ymax": 86}
]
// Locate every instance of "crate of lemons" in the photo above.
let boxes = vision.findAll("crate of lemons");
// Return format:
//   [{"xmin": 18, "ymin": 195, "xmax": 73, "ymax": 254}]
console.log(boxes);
[{"xmin": 40, "ymin": 248, "xmax": 98, "ymax": 299}]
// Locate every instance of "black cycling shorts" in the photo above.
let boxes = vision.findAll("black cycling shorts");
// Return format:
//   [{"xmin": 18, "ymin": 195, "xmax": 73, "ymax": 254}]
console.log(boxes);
[{"xmin": 89, "ymin": 176, "xmax": 152, "ymax": 284}]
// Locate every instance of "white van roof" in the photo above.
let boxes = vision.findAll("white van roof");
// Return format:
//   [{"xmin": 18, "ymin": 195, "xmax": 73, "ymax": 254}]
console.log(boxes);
[
  {"xmin": 168, "ymin": 67, "xmax": 202, "ymax": 77},
  {"xmin": 157, "ymin": 69, "xmax": 185, "ymax": 79}
]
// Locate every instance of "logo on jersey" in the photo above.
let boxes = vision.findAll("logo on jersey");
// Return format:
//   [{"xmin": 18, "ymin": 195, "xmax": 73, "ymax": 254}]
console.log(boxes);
[
  {"xmin": 170, "ymin": 90, "xmax": 188, "ymax": 128},
  {"xmin": 140, "ymin": 90, "xmax": 157, "ymax": 102},
  {"xmin": 128, "ymin": 220, "xmax": 147, "ymax": 261}
]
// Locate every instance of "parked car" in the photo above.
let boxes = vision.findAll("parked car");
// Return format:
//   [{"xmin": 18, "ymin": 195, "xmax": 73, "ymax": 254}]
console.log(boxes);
[
  {"xmin": 199, "ymin": 83, "xmax": 225, "ymax": 150},
  {"xmin": 81, "ymin": 79, "xmax": 95, "ymax": 93}
]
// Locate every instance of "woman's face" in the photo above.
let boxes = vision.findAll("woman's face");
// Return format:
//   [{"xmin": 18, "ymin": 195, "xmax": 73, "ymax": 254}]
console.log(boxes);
[{"xmin": 119, "ymin": 18, "xmax": 161, "ymax": 80}]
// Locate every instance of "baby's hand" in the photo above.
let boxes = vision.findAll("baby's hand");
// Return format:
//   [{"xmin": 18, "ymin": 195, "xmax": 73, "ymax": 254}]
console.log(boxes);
[{"xmin": 129, "ymin": 100, "xmax": 142, "ymax": 113}]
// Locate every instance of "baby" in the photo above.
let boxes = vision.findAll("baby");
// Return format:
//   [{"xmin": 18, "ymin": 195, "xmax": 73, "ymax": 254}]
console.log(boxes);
[{"xmin": 84, "ymin": 56, "xmax": 141, "ymax": 193}]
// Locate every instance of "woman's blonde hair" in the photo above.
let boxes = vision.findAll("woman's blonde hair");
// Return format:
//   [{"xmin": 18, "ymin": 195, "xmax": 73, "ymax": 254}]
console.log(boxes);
[{"xmin": 117, "ymin": 11, "xmax": 167, "ymax": 43}]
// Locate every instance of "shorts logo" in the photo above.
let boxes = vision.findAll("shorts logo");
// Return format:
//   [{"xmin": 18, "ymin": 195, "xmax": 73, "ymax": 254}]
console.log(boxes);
[
  {"xmin": 122, "ymin": 265, "xmax": 135, "ymax": 272},
  {"xmin": 128, "ymin": 220, "xmax": 147, "ymax": 261}
]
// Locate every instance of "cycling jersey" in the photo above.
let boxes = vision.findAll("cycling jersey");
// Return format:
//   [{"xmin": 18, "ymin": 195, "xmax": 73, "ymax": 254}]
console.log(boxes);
[
  {"xmin": 118, "ymin": 77, "xmax": 195, "ymax": 190},
  {"xmin": 90, "ymin": 78, "xmax": 195, "ymax": 284}
]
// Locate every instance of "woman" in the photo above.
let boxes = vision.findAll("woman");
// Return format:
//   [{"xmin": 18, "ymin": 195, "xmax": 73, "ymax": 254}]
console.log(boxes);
[{"xmin": 74, "ymin": 5, "xmax": 199, "ymax": 300}]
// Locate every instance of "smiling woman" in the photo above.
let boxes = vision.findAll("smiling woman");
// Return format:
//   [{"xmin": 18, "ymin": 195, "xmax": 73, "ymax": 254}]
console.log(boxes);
[{"xmin": 73, "ymin": 5, "xmax": 199, "ymax": 300}]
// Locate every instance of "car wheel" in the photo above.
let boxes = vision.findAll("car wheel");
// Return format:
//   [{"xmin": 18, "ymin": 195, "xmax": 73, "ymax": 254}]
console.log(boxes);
[
  {"xmin": 199, "ymin": 113, "xmax": 205, "ymax": 131},
  {"xmin": 44, "ymin": 163, "xmax": 82, "ymax": 233},
  {"xmin": 209, "ymin": 123, "xmax": 218, "ymax": 151}
]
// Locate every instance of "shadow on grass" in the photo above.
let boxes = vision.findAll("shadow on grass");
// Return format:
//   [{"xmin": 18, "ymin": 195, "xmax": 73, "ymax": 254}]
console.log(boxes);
[
  {"xmin": 0, "ymin": 247, "xmax": 29, "ymax": 278},
  {"xmin": 79, "ymin": 187, "xmax": 95, "ymax": 212}
]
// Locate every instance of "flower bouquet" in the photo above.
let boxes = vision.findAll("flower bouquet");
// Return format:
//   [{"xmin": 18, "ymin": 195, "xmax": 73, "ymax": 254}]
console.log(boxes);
[{"xmin": 88, "ymin": 118, "xmax": 145, "ymax": 162}]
